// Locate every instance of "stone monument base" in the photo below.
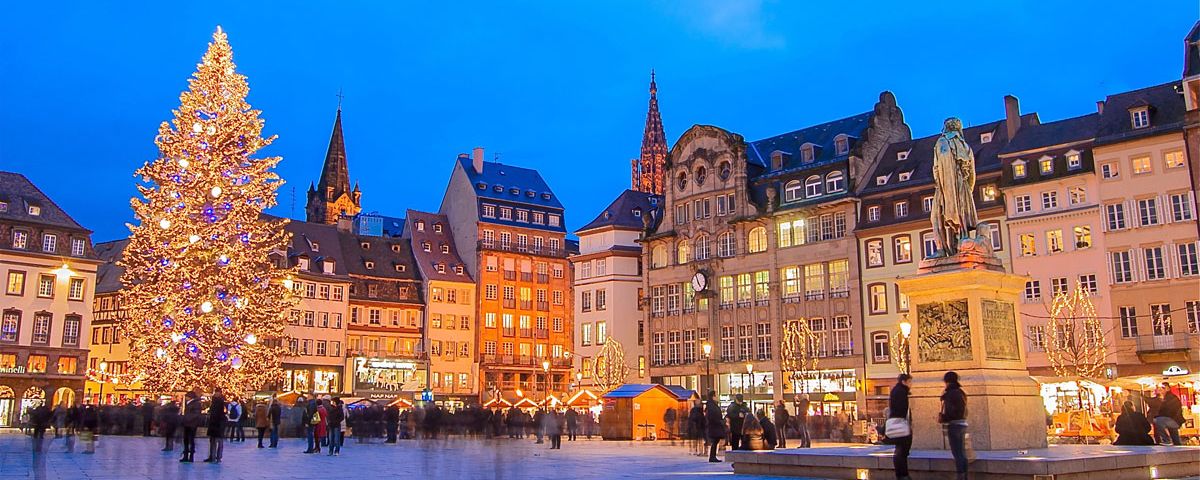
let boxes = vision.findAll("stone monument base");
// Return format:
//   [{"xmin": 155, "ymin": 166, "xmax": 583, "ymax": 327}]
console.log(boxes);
[
  {"xmin": 909, "ymin": 368, "xmax": 1046, "ymax": 450},
  {"xmin": 727, "ymin": 444, "xmax": 1200, "ymax": 480}
]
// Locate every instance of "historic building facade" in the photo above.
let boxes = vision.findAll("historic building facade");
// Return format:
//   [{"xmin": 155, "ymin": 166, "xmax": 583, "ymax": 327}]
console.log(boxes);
[
  {"xmin": 87, "ymin": 240, "xmax": 148, "ymax": 404},
  {"xmin": 306, "ymin": 109, "xmax": 362, "ymax": 225},
  {"xmin": 1093, "ymin": 82, "xmax": 1199, "ymax": 379},
  {"xmin": 572, "ymin": 189, "xmax": 660, "ymax": 389},
  {"xmin": 0, "ymin": 172, "xmax": 99, "ymax": 425},
  {"xmin": 405, "ymin": 210, "xmax": 478, "ymax": 406},
  {"xmin": 440, "ymin": 148, "xmax": 573, "ymax": 403},
  {"xmin": 278, "ymin": 220, "xmax": 352, "ymax": 397},
  {"xmin": 631, "ymin": 73, "xmax": 668, "ymax": 195},
  {"xmin": 643, "ymin": 92, "xmax": 909, "ymax": 414}
]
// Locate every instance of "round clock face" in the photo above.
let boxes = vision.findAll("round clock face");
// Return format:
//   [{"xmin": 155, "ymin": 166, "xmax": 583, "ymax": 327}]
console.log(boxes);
[{"xmin": 691, "ymin": 272, "xmax": 707, "ymax": 292}]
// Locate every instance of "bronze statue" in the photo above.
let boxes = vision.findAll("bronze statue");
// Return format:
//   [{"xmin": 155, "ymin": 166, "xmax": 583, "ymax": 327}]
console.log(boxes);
[{"xmin": 930, "ymin": 117, "xmax": 979, "ymax": 257}]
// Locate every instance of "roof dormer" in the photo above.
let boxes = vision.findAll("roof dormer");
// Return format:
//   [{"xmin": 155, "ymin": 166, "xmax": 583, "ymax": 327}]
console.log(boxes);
[
  {"xmin": 1012, "ymin": 159, "xmax": 1028, "ymax": 179},
  {"xmin": 770, "ymin": 150, "xmax": 788, "ymax": 170},
  {"xmin": 1130, "ymin": 105, "xmax": 1150, "ymax": 129},
  {"xmin": 800, "ymin": 143, "xmax": 818, "ymax": 163},
  {"xmin": 875, "ymin": 173, "xmax": 891, "ymax": 185},
  {"xmin": 833, "ymin": 134, "xmax": 850, "ymax": 155},
  {"xmin": 898, "ymin": 171, "xmax": 912, "ymax": 182},
  {"xmin": 980, "ymin": 131, "xmax": 994, "ymax": 144},
  {"xmin": 897, "ymin": 149, "xmax": 910, "ymax": 161}
]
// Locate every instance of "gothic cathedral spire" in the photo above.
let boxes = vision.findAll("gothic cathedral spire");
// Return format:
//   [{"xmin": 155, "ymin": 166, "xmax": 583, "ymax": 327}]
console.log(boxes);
[
  {"xmin": 632, "ymin": 70, "xmax": 668, "ymax": 195},
  {"xmin": 306, "ymin": 106, "xmax": 362, "ymax": 224}
]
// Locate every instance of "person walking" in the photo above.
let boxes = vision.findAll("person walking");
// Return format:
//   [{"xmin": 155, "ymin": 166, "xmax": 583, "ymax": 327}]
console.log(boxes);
[
  {"xmin": 80, "ymin": 403, "xmax": 99, "ymax": 454},
  {"xmin": 688, "ymin": 401, "xmax": 706, "ymax": 456},
  {"xmin": 303, "ymin": 399, "xmax": 318, "ymax": 453},
  {"xmin": 939, "ymin": 372, "xmax": 968, "ymax": 480},
  {"xmin": 226, "ymin": 398, "xmax": 243, "ymax": 442},
  {"xmin": 1154, "ymin": 383, "xmax": 1184, "ymax": 446},
  {"xmin": 565, "ymin": 408, "xmax": 578, "ymax": 441},
  {"xmin": 327, "ymin": 398, "xmax": 345, "ymax": 456},
  {"xmin": 31, "ymin": 402, "xmax": 51, "ymax": 453},
  {"xmin": 52, "ymin": 402, "xmax": 66, "ymax": 438},
  {"xmin": 533, "ymin": 408, "xmax": 546, "ymax": 444},
  {"xmin": 204, "ymin": 389, "xmax": 227, "ymax": 463},
  {"xmin": 161, "ymin": 399, "xmax": 180, "ymax": 452},
  {"xmin": 725, "ymin": 394, "xmax": 750, "ymax": 451},
  {"xmin": 385, "ymin": 404, "xmax": 400, "ymax": 443},
  {"xmin": 888, "ymin": 374, "xmax": 914, "ymax": 480},
  {"xmin": 1113, "ymin": 400, "xmax": 1154, "ymax": 446},
  {"xmin": 704, "ymin": 391, "xmax": 727, "ymax": 463},
  {"xmin": 180, "ymin": 391, "xmax": 201, "ymax": 462},
  {"xmin": 313, "ymin": 400, "xmax": 329, "ymax": 452},
  {"xmin": 773, "ymin": 401, "xmax": 790, "ymax": 448},
  {"xmin": 141, "ymin": 399, "xmax": 156, "ymax": 437},
  {"xmin": 254, "ymin": 401, "xmax": 269, "ymax": 448},
  {"xmin": 544, "ymin": 410, "xmax": 562, "ymax": 449},
  {"xmin": 795, "ymin": 393, "xmax": 811, "ymax": 448},
  {"xmin": 267, "ymin": 398, "xmax": 281, "ymax": 448}
]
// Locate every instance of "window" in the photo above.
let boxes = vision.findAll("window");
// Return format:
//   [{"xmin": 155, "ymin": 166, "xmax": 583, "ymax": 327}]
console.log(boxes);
[
  {"xmin": 1145, "ymin": 246, "xmax": 1166, "ymax": 280},
  {"xmin": 596, "ymin": 289, "xmax": 606, "ymax": 311},
  {"xmin": 1068, "ymin": 187, "xmax": 1086, "ymax": 206},
  {"xmin": 1119, "ymin": 306, "xmax": 1138, "ymax": 338},
  {"xmin": 1078, "ymin": 274, "xmax": 1098, "ymax": 294},
  {"xmin": 1132, "ymin": 155, "xmax": 1152, "ymax": 174},
  {"xmin": 676, "ymin": 240, "xmax": 690, "ymax": 264},
  {"xmin": 867, "ymin": 206, "xmax": 880, "ymax": 222},
  {"xmin": 777, "ymin": 219, "xmax": 806, "ymax": 248},
  {"xmin": 516, "ymin": 210, "xmax": 529, "ymax": 223},
  {"xmin": 1023, "ymin": 281, "xmax": 1041, "ymax": 302},
  {"xmin": 756, "ymin": 323, "xmax": 772, "ymax": 360},
  {"xmin": 499, "ymin": 207, "xmax": 512, "ymax": 220},
  {"xmin": 27, "ymin": 355, "xmax": 47, "ymax": 373},
  {"xmin": 826, "ymin": 171, "xmax": 845, "ymax": 193},
  {"xmin": 828, "ymin": 260, "xmax": 849, "ymax": 297},
  {"xmin": 581, "ymin": 323, "xmax": 593, "ymax": 346},
  {"xmin": 800, "ymin": 146, "xmax": 814, "ymax": 163},
  {"xmin": 12, "ymin": 231, "xmax": 27, "ymax": 249},
  {"xmin": 1039, "ymin": 157, "xmax": 1053, "ymax": 175},
  {"xmin": 804, "ymin": 263, "xmax": 825, "ymax": 300},
  {"xmin": 717, "ymin": 232, "xmax": 736, "ymax": 258},
  {"xmin": 834, "ymin": 136, "xmax": 848, "ymax": 154},
  {"xmin": 865, "ymin": 239, "xmax": 884, "ymax": 267},
  {"xmin": 32, "ymin": 313, "xmax": 51, "ymax": 344},
  {"xmin": 1163, "ymin": 149, "xmax": 1184, "ymax": 169},
  {"xmin": 6, "ymin": 271, "xmax": 25, "ymax": 295},
  {"xmin": 784, "ymin": 181, "xmax": 802, "ymax": 202},
  {"xmin": 1015, "ymin": 195, "xmax": 1031, "ymax": 214},
  {"xmin": 1012, "ymin": 161, "xmax": 1027, "ymax": 178},
  {"xmin": 68, "ymin": 278, "xmax": 84, "ymax": 300},
  {"xmin": 696, "ymin": 166, "xmax": 708, "ymax": 186},
  {"xmin": 868, "ymin": 284, "xmax": 887, "ymax": 314},
  {"xmin": 738, "ymin": 325, "xmax": 752, "ymax": 360},
  {"xmin": 1028, "ymin": 326, "xmax": 1046, "ymax": 351},
  {"xmin": 1073, "ymin": 226, "xmax": 1091, "ymax": 249},
  {"xmin": 650, "ymin": 245, "xmax": 668, "ymax": 268},
  {"xmin": 1050, "ymin": 277, "xmax": 1069, "ymax": 296},
  {"xmin": 581, "ymin": 291, "xmax": 591, "ymax": 312},
  {"xmin": 894, "ymin": 201, "xmax": 909, "ymax": 218},
  {"xmin": 736, "ymin": 273, "xmax": 752, "ymax": 305},
  {"xmin": 922, "ymin": 196, "xmax": 934, "ymax": 213},
  {"xmin": 56, "ymin": 356, "xmax": 77, "ymax": 375},
  {"xmin": 651, "ymin": 332, "xmax": 665, "ymax": 366},
  {"xmin": 1151, "ymin": 304, "xmax": 1172, "ymax": 336},
  {"xmin": 71, "ymin": 238, "xmax": 85, "ymax": 256},
  {"xmin": 1130, "ymin": 108, "xmax": 1149, "ymax": 129},
  {"xmin": 1187, "ymin": 301, "xmax": 1199, "ymax": 334},
  {"xmin": 1171, "ymin": 193, "xmax": 1195, "ymax": 222},
  {"xmin": 1101, "ymin": 163, "xmax": 1118, "ymax": 179},
  {"xmin": 780, "ymin": 266, "xmax": 801, "ymax": 298},
  {"xmin": 747, "ymin": 227, "xmax": 767, "ymax": 253},
  {"xmin": 1041, "ymin": 191, "xmax": 1058, "ymax": 210},
  {"xmin": 0, "ymin": 311, "xmax": 18, "ymax": 342},
  {"xmin": 668, "ymin": 331, "xmax": 680, "ymax": 364},
  {"xmin": 1046, "ymin": 230, "xmax": 1063, "ymax": 254},
  {"xmin": 804, "ymin": 176, "xmax": 822, "ymax": 197},
  {"xmin": 1138, "ymin": 198, "xmax": 1160, "ymax": 226},
  {"xmin": 980, "ymin": 131, "xmax": 994, "ymax": 143},
  {"xmin": 37, "ymin": 275, "xmax": 53, "ymax": 298},
  {"xmin": 893, "ymin": 236, "xmax": 912, "ymax": 263},
  {"xmin": 1179, "ymin": 243, "xmax": 1199, "ymax": 277},
  {"xmin": 921, "ymin": 231, "xmax": 938, "ymax": 259},
  {"xmin": 548, "ymin": 214, "xmax": 561, "ymax": 227},
  {"xmin": 61, "ymin": 315, "xmax": 80, "ymax": 346},
  {"xmin": 694, "ymin": 234, "xmax": 710, "ymax": 260},
  {"xmin": 1066, "ymin": 152, "xmax": 1082, "ymax": 169},
  {"xmin": 1105, "ymin": 204, "xmax": 1127, "ymax": 230},
  {"xmin": 41, "ymin": 234, "xmax": 56, "ymax": 253},
  {"xmin": 872, "ymin": 332, "xmax": 890, "ymax": 363},
  {"xmin": 1110, "ymin": 251, "xmax": 1134, "ymax": 283}
]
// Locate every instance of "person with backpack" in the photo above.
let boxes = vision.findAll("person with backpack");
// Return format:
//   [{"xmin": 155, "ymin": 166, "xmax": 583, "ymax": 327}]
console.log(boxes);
[
  {"xmin": 226, "ymin": 397, "xmax": 243, "ymax": 442},
  {"xmin": 303, "ymin": 398, "xmax": 318, "ymax": 453}
]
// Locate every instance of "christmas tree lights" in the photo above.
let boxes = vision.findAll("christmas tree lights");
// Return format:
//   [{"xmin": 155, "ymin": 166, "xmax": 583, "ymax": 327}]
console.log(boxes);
[{"xmin": 119, "ymin": 27, "xmax": 294, "ymax": 396}]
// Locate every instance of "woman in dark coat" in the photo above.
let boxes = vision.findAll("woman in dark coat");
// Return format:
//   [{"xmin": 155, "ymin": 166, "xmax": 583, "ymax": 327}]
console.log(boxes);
[
  {"xmin": 939, "ymin": 372, "xmax": 968, "ymax": 480},
  {"xmin": 889, "ymin": 374, "xmax": 914, "ymax": 480},
  {"xmin": 1113, "ymin": 401, "xmax": 1154, "ymax": 446},
  {"xmin": 204, "ymin": 389, "xmax": 227, "ymax": 463},
  {"xmin": 704, "ymin": 391, "xmax": 727, "ymax": 462}
]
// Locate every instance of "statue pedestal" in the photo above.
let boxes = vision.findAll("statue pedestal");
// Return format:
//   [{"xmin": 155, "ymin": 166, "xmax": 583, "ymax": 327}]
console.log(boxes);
[{"xmin": 897, "ymin": 254, "xmax": 1047, "ymax": 451}]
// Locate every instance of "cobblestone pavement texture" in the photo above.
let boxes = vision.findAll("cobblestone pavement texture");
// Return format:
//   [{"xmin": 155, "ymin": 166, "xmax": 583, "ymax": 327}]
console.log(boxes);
[{"xmin": 0, "ymin": 433, "xmax": 801, "ymax": 480}]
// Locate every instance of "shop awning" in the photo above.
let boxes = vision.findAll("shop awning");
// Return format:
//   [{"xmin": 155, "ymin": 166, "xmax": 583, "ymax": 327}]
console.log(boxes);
[
  {"xmin": 483, "ymin": 397, "xmax": 513, "ymax": 409},
  {"xmin": 274, "ymin": 391, "xmax": 303, "ymax": 407},
  {"xmin": 386, "ymin": 396, "xmax": 413, "ymax": 409},
  {"xmin": 566, "ymin": 389, "xmax": 599, "ymax": 407},
  {"xmin": 539, "ymin": 394, "xmax": 562, "ymax": 408},
  {"xmin": 512, "ymin": 397, "xmax": 538, "ymax": 409}
]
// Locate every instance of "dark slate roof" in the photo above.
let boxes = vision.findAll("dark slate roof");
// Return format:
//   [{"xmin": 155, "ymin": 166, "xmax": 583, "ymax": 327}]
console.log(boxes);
[
  {"xmin": 93, "ymin": 239, "xmax": 128, "ymax": 294},
  {"xmin": 405, "ymin": 209, "xmax": 473, "ymax": 283},
  {"xmin": 601, "ymin": 384, "xmax": 674, "ymax": 399},
  {"xmin": 999, "ymin": 113, "xmax": 1100, "ymax": 154},
  {"xmin": 1095, "ymin": 81, "xmax": 1185, "ymax": 145},
  {"xmin": 565, "ymin": 239, "xmax": 580, "ymax": 255},
  {"xmin": 284, "ymin": 219, "xmax": 351, "ymax": 277},
  {"xmin": 1000, "ymin": 146, "xmax": 1095, "ymax": 188},
  {"xmin": 860, "ymin": 114, "xmax": 1039, "ymax": 197},
  {"xmin": 577, "ymin": 189, "xmax": 662, "ymax": 233},
  {"xmin": 459, "ymin": 157, "xmax": 564, "ymax": 210},
  {"xmin": 1185, "ymin": 21, "xmax": 1200, "ymax": 78},
  {"xmin": 337, "ymin": 230, "xmax": 421, "ymax": 281},
  {"xmin": 746, "ymin": 112, "xmax": 873, "ymax": 169},
  {"xmin": 0, "ymin": 171, "xmax": 90, "ymax": 232}
]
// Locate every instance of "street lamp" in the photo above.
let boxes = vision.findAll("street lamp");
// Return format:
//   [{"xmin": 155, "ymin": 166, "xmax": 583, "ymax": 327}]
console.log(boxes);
[
  {"xmin": 745, "ymin": 362, "xmax": 754, "ymax": 396},
  {"xmin": 893, "ymin": 317, "xmax": 913, "ymax": 375},
  {"xmin": 542, "ymin": 360, "xmax": 551, "ymax": 404},
  {"xmin": 97, "ymin": 360, "xmax": 108, "ymax": 405},
  {"xmin": 575, "ymin": 372, "xmax": 583, "ymax": 392},
  {"xmin": 701, "ymin": 343, "xmax": 713, "ymax": 395}
]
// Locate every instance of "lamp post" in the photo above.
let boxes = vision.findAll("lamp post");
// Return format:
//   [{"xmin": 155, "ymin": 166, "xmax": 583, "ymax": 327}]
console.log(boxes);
[
  {"xmin": 745, "ymin": 363, "xmax": 754, "ymax": 397},
  {"xmin": 894, "ymin": 317, "xmax": 913, "ymax": 375},
  {"xmin": 97, "ymin": 360, "xmax": 108, "ymax": 405},
  {"xmin": 701, "ymin": 343, "xmax": 713, "ymax": 395},
  {"xmin": 542, "ymin": 360, "xmax": 551, "ymax": 405},
  {"xmin": 575, "ymin": 372, "xmax": 583, "ymax": 392}
]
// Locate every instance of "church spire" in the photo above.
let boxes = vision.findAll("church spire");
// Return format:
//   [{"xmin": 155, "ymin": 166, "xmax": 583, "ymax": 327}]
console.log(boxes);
[
  {"xmin": 636, "ymin": 70, "xmax": 668, "ymax": 195},
  {"xmin": 306, "ymin": 106, "xmax": 361, "ymax": 224}
]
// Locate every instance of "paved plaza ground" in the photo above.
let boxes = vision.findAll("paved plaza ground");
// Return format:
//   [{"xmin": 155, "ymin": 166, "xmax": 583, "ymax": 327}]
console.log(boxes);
[{"xmin": 0, "ymin": 433, "xmax": 791, "ymax": 480}]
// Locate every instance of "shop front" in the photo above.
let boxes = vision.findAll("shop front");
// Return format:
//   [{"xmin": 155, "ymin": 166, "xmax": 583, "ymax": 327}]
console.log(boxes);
[
  {"xmin": 347, "ymin": 357, "xmax": 426, "ymax": 402},
  {"xmin": 279, "ymin": 363, "xmax": 343, "ymax": 398}
]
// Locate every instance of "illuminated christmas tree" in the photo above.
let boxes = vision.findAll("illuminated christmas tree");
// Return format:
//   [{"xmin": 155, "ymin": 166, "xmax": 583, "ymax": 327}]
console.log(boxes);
[
  {"xmin": 119, "ymin": 27, "xmax": 293, "ymax": 396},
  {"xmin": 591, "ymin": 337, "xmax": 631, "ymax": 392}
]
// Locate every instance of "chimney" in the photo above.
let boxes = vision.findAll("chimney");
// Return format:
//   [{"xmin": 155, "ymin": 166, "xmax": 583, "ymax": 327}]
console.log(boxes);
[
  {"xmin": 1004, "ymin": 95, "xmax": 1021, "ymax": 140},
  {"xmin": 1096, "ymin": 101, "xmax": 1105, "ymax": 114},
  {"xmin": 472, "ymin": 147, "xmax": 484, "ymax": 174}
]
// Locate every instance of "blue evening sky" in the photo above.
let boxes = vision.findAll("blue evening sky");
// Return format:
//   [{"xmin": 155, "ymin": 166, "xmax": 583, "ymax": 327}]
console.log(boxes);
[{"xmin": 1, "ymin": 1, "xmax": 1195, "ymax": 242}]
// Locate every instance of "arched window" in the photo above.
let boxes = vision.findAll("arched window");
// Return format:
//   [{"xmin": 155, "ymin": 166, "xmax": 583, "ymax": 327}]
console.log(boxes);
[
  {"xmin": 676, "ymin": 172, "xmax": 688, "ymax": 191},
  {"xmin": 871, "ymin": 331, "xmax": 891, "ymax": 363},
  {"xmin": 804, "ymin": 175, "xmax": 822, "ymax": 197},
  {"xmin": 825, "ymin": 171, "xmax": 845, "ymax": 193},
  {"xmin": 718, "ymin": 161, "xmax": 732, "ymax": 181},
  {"xmin": 677, "ymin": 239, "xmax": 691, "ymax": 264},
  {"xmin": 694, "ymin": 234, "xmax": 710, "ymax": 260},
  {"xmin": 695, "ymin": 166, "xmax": 708, "ymax": 186},
  {"xmin": 784, "ymin": 181, "xmax": 803, "ymax": 202},
  {"xmin": 717, "ymin": 232, "xmax": 736, "ymax": 258},
  {"xmin": 747, "ymin": 227, "xmax": 767, "ymax": 253},
  {"xmin": 651, "ymin": 245, "xmax": 668, "ymax": 269}
]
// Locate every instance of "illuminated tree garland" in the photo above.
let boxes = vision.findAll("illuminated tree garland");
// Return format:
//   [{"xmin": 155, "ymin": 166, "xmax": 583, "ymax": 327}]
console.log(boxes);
[
  {"xmin": 119, "ymin": 27, "xmax": 295, "ymax": 397},
  {"xmin": 1046, "ymin": 280, "xmax": 1107, "ymax": 408},
  {"xmin": 780, "ymin": 319, "xmax": 819, "ymax": 395},
  {"xmin": 591, "ymin": 337, "xmax": 631, "ymax": 392}
]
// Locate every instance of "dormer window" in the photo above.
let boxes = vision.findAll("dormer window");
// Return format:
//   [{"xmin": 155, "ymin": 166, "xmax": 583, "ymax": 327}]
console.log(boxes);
[
  {"xmin": 510, "ymin": 188, "xmax": 520, "ymax": 195},
  {"xmin": 633, "ymin": 209, "xmax": 642, "ymax": 218},
  {"xmin": 718, "ymin": 161, "xmax": 732, "ymax": 180},
  {"xmin": 898, "ymin": 172, "xmax": 912, "ymax": 182},
  {"xmin": 454, "ymin": 265, "xmax": 464, "ymax": 275},
  {"xmin": 323, "ymin": 260, "xmax": 335, "ymax": 274},
  {"xmin": 422, "ymin": 242, "xmax": 431, "ymax": 252},
  {"xmin": 770, "ymin": 151, "xmax": 785, "ymax": 170},
  {"xmin": 298, "ymin": 257, "xmax": 310, "ymax": 270},
  {"xmin": 311, "ymin": 242, "xmax": 320, "ymax": 252},
  {"xmin": 440, "ymin": 244, "xmax": 450, "ymax": 254},
  {"xmin": 526, "ymin": 190, "xmax": 536, "ymax": 197},
  {"xmin": 541, "ymin": 193, "xmax": 552, "ymax": 200},
  {"xmin": 27, "ymin": 205, "xmax": 41, "ymax": 216},
  {"xmin": 1039, "ymin": 156, "xmax": 1053, "ymax": 175},
  {"xmin": 1130, "ymin": 107, "xmax": 1150, "ymax": 129},
  {"xmin": 360, "ymin": 242, "xmax": 370, "ymax": 249},
  {"xmin": 676, "ymin": 172, "xmax": 688, "ymax": 191},
  {"xmin": 1012, "ymin": 160, "xmax": 1027, "ymax": 179},
  {"xmin": 897, "ymin": 150, "xmax": 909, "ymax": 161},
  {"xmin": 1066, "ymin": 151, "xmax": 1082, "ymax": 170},
  {"xmin": 365, "ymin": 261, "xmax": 375, "ymax": 269},
  {"xmin": 436, "ymin": 263, "xmax": 446, "ymax": 274},
  {"xmin": 801, "ymin": 144, "xmax": 815, "ymax": 163},
  {"xmin": 391, "ymin": 244, "xmax": 401, "ymax": 253},
  {"xmin": 476, "ymin": 182, "xmax": 487, "ymax": 190},
  {"xmin": 416, "ymin": 221, "xmax": 425, "ymax": 232},
  {"xmin": 394, "ymin": 264, "xmax": 405, "ymax": 272},
  {"xmin": 434, "ymin": 224, "xmax": 443, "ymax": 233},
  {"xmin": 980, "ymin": 132, "xmax": 994, "ymax": 143},
  {"xmin": 834, "ymin": 135, "xmax": 849, "ymax": 155},
  {"xmin": 875, "ymin": 174, "xmax": 891, "ymax": 186},
  {"xmin": 493, "ymin": 185, "xmax": 504, "ymax": 193},
  {"xmin": 0, "ymin": 202, "xmax": 7, "ymax": 213},
  {"xmin": 695, "ymin": 166, "xmax": 707, "ymax": 186}
]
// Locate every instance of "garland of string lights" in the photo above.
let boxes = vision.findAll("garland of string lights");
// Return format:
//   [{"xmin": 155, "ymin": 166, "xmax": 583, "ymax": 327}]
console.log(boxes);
[
  {"xmin": 1045, "ymin": 280, "xmax": 1107, "ymax": 381},
  {"xmin": 118, "ymin": 27, "xmax": 295, "ymax": 396},
  {"xmin": 85, "ymin": 368, "xmax": 145, "ymax": 386},
  {"xmin": 780, "ymin": 319, "xmax": 819, "ymax": 395}
]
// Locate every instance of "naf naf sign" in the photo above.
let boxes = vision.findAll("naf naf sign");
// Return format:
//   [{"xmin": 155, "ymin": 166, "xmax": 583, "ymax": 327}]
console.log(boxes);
[{"xmin": 1162, "ymin": 365, "xmax": 1190, "ymax": 377}]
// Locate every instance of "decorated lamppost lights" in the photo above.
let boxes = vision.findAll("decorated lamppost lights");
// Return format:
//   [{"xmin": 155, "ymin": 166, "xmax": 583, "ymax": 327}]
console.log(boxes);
[
  {"xmin": 701, "ymin": 342, "xmax": 713, "ymax": 394},
  {"xmin": 892, "ymin": 317, "xmax": 913, "ymax": 375}
]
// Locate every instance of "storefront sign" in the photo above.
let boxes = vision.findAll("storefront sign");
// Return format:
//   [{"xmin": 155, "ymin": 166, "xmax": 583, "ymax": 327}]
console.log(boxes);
[
  {"xmin": 1163, "ymin": 365, "xmax": 1190, "ymax": 376},
  {"xmin": 981, "ymin": 299, "xmax": 1020, "ymax": 361},
  {"xmin": 0, "ymin": 367, "xmax": 26, "ymax": 374},
  {"xmin": 353, "ymin": 357, "xmax": 423, "ymax": 394}
]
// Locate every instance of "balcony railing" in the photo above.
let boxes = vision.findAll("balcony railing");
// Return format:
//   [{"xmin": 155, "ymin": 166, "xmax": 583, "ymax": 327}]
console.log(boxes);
[
  {"xmin": 535, "ymin": 329, "xmax": 549, "ymax": 339},
  {"xmin": 754, "ymin": 299, "xmax": 770, "ymax": 307},
  {"xmin": 782, "ymin": 295, "xmax": 802, "ymax": 304},
  {"xmin": 502, "ymin": 327, "xmax": 515, "ymax": 337},
  {"xmin": 537, "ymin": 301, "xmax": 549, "ymax": 311},
  {"xmin": 830, "ymin": 288, "xmax": 851, "ymax": 299},
  {"xmin": 805, "ymin": 291, "xmax": 825, "ymax": 301},
  {"xmin": 503, "ymin": 270, "xmax": 516, "ymax": 281},
  {"xmin": 478, "ymin": 240, "xmax": 568, "ymax": 258},
  {"xmin": 1135, "ymin": 333, "xmax": 1198, "ymax": 352},
  {"xmin": 537, "ymin": 274, "xmax": 549, "ymax": 283},
  {"xmin": 519, "ymin": 328, "xmax": 532, "ymax": 337},
  {"xmin": 503, "ymin": 299, "xmax": 516, "ymax": 308}
]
